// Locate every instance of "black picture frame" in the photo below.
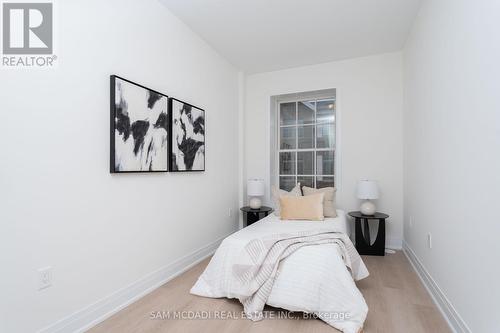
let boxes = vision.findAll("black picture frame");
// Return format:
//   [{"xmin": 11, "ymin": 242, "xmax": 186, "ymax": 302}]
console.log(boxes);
[
  {"xmin": 110, "ymin": 75, "xmax": 169, "ymax": 173},
  {"xmin": 169, "ymin": 97, "xmax": 206, "ymax": 172}
]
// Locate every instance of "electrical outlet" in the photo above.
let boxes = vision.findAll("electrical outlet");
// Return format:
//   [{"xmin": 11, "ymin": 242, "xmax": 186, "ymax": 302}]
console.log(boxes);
[
  {"xmin": 228, "ymin": 208, "xmax": 232, "ymax": 217},
  {"xmin": 38, "ymin": 267, "xmax": 52, "ymax": 290},
  {"xmin": 409, "ymin": 216, "xmax": 414, "ymax": 228},
  {"xmin": 427, "ymin": 233, "xmax": 432, "ymax": 249}
]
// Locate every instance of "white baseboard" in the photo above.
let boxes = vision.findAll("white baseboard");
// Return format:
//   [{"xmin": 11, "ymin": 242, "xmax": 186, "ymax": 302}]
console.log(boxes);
[
  {"xmin": 38, "ymin": 233, "xmax": 231, "ymax": 333},
  {"xmin": 402, "ymin": 241, "xmax": 471, "ymax": 333}
]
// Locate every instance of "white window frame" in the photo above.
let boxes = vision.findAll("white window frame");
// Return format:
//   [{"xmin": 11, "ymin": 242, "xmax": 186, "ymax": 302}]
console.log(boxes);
[{"xmin": 271, "ymin": 89, "xmax": 340, "ymax": 193}]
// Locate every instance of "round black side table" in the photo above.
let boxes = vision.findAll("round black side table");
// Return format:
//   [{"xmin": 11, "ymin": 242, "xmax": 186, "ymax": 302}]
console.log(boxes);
[
  {"xmin": 348, "ymin": 211, "xmax": 389, "ymax": 256},
  {"xmin": 240, "ymin": 206, "xmax": 273, "ymax": 227}
]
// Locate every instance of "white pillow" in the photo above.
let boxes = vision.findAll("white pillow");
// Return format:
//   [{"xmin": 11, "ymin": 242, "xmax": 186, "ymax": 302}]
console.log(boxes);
[{"xmin": 272, "ymin": 183, "xmax": 302, "ymax": 216}]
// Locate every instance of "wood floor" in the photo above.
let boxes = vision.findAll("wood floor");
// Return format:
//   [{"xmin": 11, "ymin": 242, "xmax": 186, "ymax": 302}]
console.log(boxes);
[{"xmin": 88, "ymin": 251, "xmax": 451, "ymax": 333}]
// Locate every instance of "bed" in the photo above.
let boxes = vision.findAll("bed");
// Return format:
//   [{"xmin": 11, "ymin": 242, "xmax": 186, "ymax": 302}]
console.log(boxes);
[{"xmin": 190, "ymin": 209, "xmax": 369, "ymax": 333}]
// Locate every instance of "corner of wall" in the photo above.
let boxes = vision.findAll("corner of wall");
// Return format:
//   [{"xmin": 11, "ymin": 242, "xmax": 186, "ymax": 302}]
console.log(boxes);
[{"xmin": 238, "ymin": 71, "xmax": 246, "ymax": 229}]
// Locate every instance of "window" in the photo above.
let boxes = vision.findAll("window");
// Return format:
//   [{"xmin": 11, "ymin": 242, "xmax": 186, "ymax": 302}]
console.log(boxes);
[{"xmin": 277, "ymin": 98, "xmax": 336, "ymax": 191}]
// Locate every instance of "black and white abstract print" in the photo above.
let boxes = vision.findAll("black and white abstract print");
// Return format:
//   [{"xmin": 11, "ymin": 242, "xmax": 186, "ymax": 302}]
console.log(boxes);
[
  {"xmin": 111, "ymin": 76, "xmax": 169, "ymax": 172},
  {"xmin": 170, "ymin": 99, "xmax": 205, "ymax": 171}
]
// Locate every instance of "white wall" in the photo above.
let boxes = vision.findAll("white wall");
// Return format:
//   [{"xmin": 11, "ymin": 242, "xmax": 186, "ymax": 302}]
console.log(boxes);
[
  {"xmin": 244, "ymin": 53, "xmax": 404, "ymax": 247},
  {"xmin": 403, "ymin": 0, "xmax": 500, "ymax": 331},
  {"xmin": 0, "ymin": 1, "xmax": 240, "ymax": 332}
]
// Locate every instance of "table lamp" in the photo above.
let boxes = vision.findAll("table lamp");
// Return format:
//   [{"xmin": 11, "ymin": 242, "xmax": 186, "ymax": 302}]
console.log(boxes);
[
  {"xmin": 247, "ymin": 179, "xmax": 265, "ymax": 209},
  {"xmin": 357, "ymin": 180, "xmax": 379, "ymax": 215}
]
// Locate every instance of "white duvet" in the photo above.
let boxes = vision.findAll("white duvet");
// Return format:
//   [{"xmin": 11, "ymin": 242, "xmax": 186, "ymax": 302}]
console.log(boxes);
[{"xmin": 190, "ymin": 210, "xmax": 369, "ymax": 333}]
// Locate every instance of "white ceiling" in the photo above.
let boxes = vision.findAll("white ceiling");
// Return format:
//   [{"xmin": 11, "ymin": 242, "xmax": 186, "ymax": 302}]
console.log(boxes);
[{"xmin": 159, "ymin": 0, "xmax": 422, "ymax": 74}]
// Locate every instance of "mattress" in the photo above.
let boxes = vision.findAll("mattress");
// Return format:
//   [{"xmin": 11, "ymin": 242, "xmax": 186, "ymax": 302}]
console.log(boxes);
[{"xmin": 191, "ymin": 209, "xmax": 368, "ymax": 333}]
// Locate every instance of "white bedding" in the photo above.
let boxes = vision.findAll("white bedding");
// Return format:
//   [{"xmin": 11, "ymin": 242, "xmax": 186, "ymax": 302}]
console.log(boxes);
[{"xmin": 190, "ymin": 210, "xmax": 369, "ymax": 333}]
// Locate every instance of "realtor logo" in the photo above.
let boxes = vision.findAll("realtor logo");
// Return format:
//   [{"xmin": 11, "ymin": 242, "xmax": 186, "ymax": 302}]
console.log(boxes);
[{"xmin": 1, "ymin": 1, "xmax": 56, "ymax": 68}]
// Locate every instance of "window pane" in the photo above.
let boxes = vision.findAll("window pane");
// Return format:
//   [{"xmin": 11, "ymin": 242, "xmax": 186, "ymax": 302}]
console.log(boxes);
[
  {"xmin": 316, "ymin": 123, "xmax": 335, "ymax": 149},
  {"xmin": 280, "ymin": 126, "xmax": 296, "ymax": 149},
  {"xmin": 279, "ymin": 176, "xmax": 296, "ymax": 191},
  {"xmin": 298, "ymin": 125, "xmax": 314, "ymax": 149},
  {"xmin": 317, "ymin": 100, "xmax": 335, "ymax": 123},
  {"xmin": 316, "ymin": 150, "xmax": 334, "ymax": 175},
  {"xmin": 297, "ymin": 176, "xmax": 314, "ymax": 188},
  {"xmin": 298, "ymin": 101, "xmax": 315, "ymax": 124},
  {"xmin": 280, "ymin": 102, "xmax": 296, "ymax": 125},
  {"xmin": 297, "ymin": 151, "xmax": 313, "ymax": 175},
  {"xmin": 316, "ymin": 176, "xmax": 334, "ymax": 188},
  {"xmin": 280, "ymin": 152, "xmax": 296, "ymax": 175},
  {"xmin": 277, "ymin": 98, "xmax": 336, "ymax": 191}
]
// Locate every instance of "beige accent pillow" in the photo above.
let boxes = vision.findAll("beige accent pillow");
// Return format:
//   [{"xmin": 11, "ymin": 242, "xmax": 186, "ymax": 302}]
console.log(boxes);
[
  {"xmin": 279, "ymin": 193, "xmax": 325, "ymax": 221},
  {"xmin": 272, "ymin": 183, "xmax": 302, "ymax": 216},
  {"xmin": 302, "ymin": 186, "xmax": 337, "ymax": 218}
]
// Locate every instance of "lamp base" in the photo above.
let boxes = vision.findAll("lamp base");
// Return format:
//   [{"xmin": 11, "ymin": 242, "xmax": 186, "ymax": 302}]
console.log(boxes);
[
  {"xmin": 249, "ymin": 197, "xmax": 262, "ymax": 209},
  {"xmin": 360, "ymin": 200, "xmax": 376, "ymax": 215}
]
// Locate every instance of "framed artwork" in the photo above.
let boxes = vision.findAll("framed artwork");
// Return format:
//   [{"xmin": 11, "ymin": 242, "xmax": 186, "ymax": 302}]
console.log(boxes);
[
  {"xmin": 110, "ymin": 75, "xmax": 169, "ymax": 173},
  {"xmin": 169, "ymin": 98, "xmax": 205, "ymax": 171}
]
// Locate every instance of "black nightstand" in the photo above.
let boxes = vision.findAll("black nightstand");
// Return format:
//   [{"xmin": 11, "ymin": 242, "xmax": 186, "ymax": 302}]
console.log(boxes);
[
  {"xmin": 240, "ymin": 206, "xmax": 273, "ymax": 227},
  {"xmin": 348, "ymin": 211, "xmax": 389, "ymax": 256}
]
